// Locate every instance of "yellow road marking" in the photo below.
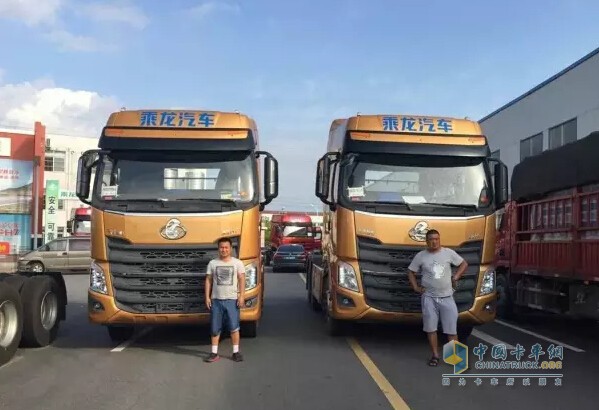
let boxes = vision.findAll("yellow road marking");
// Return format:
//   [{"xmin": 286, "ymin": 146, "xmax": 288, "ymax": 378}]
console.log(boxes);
[{"xmin": 347, "ymin": 337, "xmax": 411, "ymax": 410}]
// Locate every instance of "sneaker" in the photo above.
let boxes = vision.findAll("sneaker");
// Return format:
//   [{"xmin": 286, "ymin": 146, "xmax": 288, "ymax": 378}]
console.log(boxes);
[
  {"xmin": 204, "ymin": 353, "xmax": 219, "ymax": 363},
  {"xmin": 232, "ymin": 352, "xmax": 244, "ymax": 362}
]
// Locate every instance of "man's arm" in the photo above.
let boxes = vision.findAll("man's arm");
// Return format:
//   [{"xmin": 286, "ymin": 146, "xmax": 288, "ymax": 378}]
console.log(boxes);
[
  {"xmin": 408, "ymin": 269, "xmax": 424, "ymax": 294},
  {"xmin": 237, "ymin": 262, "xmax": 245, "ymax": 307},
  {"xmin": 450, "ymin": 250, "xmax": 468, "ymax": 287},
  {"xmin": 407, "ymin": 254, "xmax": 424, "ymax": 294},
  {"xmin": 205, "ymin": 262, "xmax": 213, "ymax": 310}
]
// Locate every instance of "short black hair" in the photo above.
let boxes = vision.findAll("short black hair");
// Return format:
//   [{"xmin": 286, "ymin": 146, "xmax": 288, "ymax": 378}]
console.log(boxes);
[
  {"xmin": 217, "ymin": 237, "xmax": 232, "ymax": 246},
  {"xmin": 425, "ymin": 229, "xmax": 440, "ymax": 240}
]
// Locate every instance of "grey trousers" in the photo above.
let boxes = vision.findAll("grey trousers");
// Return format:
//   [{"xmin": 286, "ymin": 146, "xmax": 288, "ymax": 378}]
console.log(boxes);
[{"xmin": 422, "ymin": 293, "xmax": 458, "ymax": 335}]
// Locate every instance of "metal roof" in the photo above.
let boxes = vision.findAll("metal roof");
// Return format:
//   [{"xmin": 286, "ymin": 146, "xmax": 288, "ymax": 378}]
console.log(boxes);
[{"xmin": 479, "ymin": 46, "xmax": 599, "ymax": 123}]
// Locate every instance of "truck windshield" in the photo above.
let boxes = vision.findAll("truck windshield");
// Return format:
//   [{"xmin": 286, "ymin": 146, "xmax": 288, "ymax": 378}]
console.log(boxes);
[
  {"xmin": 282, "ymin": 225, "xmax": 313, "ymax": 237},
  {"xmin": 94, "ymin": 151, "xmax": 256, "ymax": 204},
  {"xmin": 341, "ymin": 154, "xmax": 491, "ymax": 209},
  {"xmin": 74, "ymin": 220, "xmax": 91, "ymax": 234}
]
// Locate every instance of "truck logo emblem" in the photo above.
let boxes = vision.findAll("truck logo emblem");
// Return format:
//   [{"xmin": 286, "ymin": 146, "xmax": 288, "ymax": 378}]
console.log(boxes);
[
  {"xmin": 409, "ymin": 221, "xmax": 429, "ymax": 242},
  {"xmin": 160, "ymin": 218, "xmax": 187, "ymax": 240}
]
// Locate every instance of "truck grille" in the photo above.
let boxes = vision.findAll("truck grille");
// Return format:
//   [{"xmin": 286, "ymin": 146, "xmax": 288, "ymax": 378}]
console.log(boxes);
[
  {"xmin": 106, "ymin": 237, "xmax": 234, "ymax": 314},
  {"xmin": 357, "ymin": 237, "xmax": 482, "ymax": 313}
]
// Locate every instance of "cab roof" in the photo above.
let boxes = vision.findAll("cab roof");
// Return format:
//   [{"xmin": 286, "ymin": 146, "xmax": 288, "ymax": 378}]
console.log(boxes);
[
  {"xmin": 337, "ymin": 114, "xmax": 482, "ymax": 135},
  {"xmin": 327, "ymin": 114, "xmax": 488, "ymax": 157},
  {"xmin": 106, "ymin": 109, "xmax": 257, "ymax": 130}
]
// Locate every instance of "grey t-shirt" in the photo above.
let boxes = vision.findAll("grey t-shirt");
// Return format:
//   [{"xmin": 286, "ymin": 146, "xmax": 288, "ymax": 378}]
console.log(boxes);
[
  {"xmin": 207, "ymin": 257, "xmax": 245, "ymax": 300},
  {"xmin": 408, "ymin": 248, "xmax": 464, "ymax": 297}
]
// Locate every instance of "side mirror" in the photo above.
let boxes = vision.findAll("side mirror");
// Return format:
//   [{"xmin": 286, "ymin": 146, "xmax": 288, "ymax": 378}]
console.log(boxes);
[
  {"xmin": 494, "ymin": 162, "xmax": 509, "ymax": 207},
  {"xmin": 316, "ymin": 153, "xmax": 338, "ymax": 206},
  {"xmin": 256, "ymin": 151, "xmax": 278, "ymax": 210},
  {"xmin": 76, "ymin": 150, "xmax": 99, "ymax": 204}
]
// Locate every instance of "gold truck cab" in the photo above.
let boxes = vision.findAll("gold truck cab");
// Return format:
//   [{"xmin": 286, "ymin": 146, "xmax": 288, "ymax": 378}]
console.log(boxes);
[
  {"xmin": 75, "ymin": 110, "xmax": 278, "ymax": 341},
  {"xmin": 309, "ymin": 114, "xmax": 509, "ymax": 340}
]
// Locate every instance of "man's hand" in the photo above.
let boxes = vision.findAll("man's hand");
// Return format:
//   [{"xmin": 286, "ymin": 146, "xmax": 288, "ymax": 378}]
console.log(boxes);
[
  {"xmin": 237, "ymin": 295, "xmax": 245, "ymax": 308},
  {"xmin": 205, "ymin": 298, "xmax": 212, "ymax": 310},
  {"xmin": 414, "ymin": 285, "xmax": 425, "ymax": 294}
]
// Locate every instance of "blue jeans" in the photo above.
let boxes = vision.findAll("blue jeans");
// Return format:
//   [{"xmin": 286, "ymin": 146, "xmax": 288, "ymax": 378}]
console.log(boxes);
[{"xmin": 210, "ymin": 299, "xmax": 240, "ymax": 336}]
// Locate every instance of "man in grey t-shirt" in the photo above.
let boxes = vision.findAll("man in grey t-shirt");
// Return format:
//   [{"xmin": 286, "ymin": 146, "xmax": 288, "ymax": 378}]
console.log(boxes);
[
  {"xmin": 204, "ymin": 237, "xmax": 246, "ymax": 363},
  {"xmin": 407, "ymin": 229, "xmax": 468, "ymax": 366}
]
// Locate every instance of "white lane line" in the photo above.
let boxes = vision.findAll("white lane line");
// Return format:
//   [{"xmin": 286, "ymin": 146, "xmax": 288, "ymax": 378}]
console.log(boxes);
[
  {"xmin": 110, "ymin": 327, "xmax": 153, "ymax": 352},
  {"xmin": 495, "ymin": 319, "xmax": 585, "ymax": 353},
  {"xmin": 472, "ymin": 329, "xmax": 515, "ymax": 350},
  {"xmin": 299, "ymin": 273, "xmax": 306, "ymax": 284}
]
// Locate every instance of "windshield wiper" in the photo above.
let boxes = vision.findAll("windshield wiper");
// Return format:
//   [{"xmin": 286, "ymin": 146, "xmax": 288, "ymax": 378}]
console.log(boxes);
[
  {"xmin": 418, "ymin": 202, "xmax": 478, "ymax": 210},
  {"xmin": 164, "ymin": 198, "xmax": 236, "ymax": 204},
  {"xmin": 361, "ymin": 201, "xmax": 413, "ymax": 211}
]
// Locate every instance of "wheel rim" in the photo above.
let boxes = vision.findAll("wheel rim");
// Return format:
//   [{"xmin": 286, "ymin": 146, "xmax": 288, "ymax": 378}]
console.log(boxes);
[
  {"xmin": 31, "ymin": 263, "xmax": 43, "ymax": 273},
  {"xmin": 40, "ymin": 291, "xmax": 58, "ymax": 331},
  {"xmin": 0, "ymin": 300, "xmax": 19, "ymax": 349}
]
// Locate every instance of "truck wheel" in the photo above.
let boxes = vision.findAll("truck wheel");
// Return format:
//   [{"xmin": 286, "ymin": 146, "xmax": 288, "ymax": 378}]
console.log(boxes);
[
  {"xmin": 0, "ymin": 282, "xmax": 23, "ymax": 366},
  {"xmin": 241, "ymin": 321, "xmax": 257, "ymax": 338},
  {"xmin": 20, "ymin": 276, "xmax": 61, "ymax": 347},
  {"xmin": 107, "ymin": 325, "xmax": 135, "ymax": 342},
  {"xmin": 0, "ymin": 275, "xmax": 29, "ymax": 293},
  {"xmin": 457, "ymin": 325, "xmax": 473, "ymax": 345},
  {"xmin": 496, "ymin": 274, "xmax": 514, "ymax": 319},
  {"xmin": 326, "ymin": 314, "xmax": 346, "ymax": 336}
]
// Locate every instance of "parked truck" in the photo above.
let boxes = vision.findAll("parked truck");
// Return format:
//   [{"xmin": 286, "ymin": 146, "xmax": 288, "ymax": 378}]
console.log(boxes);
[
  {"xmin": 265, "ymin": 213, "xmax": 321, "ymax": 265},
  {"xmin": 67, "ymin": 206, "xmax": 91, "ymax": 236},
  {"xmin": 75, "ymin": 109, "xmax": 278, "ymax": 340},
  {"xmin": 0, "ymin": 272, "xmax": 68, "ymax": 366},
  {"xmin": 307, "ymin": 114, "xmax": 508, "ymax": 339},
  {"xmin": 495, "ymin": 131, "xmax": 599, "ymax": 320}
]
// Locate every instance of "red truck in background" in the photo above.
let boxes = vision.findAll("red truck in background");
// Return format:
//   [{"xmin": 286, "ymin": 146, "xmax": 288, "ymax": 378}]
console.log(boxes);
[
  {"xmin": 67, "ymin": 206, "xmax": 91, "ymax": 237},
  {"xmin": 495, "ymin": 131, "xmax": 599, "ymax": 321},
  {"xmin": 264, "ymin": 213, "xmax": 321, "ymax": 266}
]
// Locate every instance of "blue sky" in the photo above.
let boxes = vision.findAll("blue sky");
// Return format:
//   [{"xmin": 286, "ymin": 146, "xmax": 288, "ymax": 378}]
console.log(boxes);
[{"xmin": 1, "ymin": 0, "xmax": 599, "ymax": 211}]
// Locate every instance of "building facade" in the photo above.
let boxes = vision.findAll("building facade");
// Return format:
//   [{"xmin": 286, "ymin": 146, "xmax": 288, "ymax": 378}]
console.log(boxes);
[
  {"xmin": 480, "ymin": 46, "xmax": 599, "ymax": 186},
  {"xmin": 42, "ymin": 133, "xmax": 100, "ymax": 238}
]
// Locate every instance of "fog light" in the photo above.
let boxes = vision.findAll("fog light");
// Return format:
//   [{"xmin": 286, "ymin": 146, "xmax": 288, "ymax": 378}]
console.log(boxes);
[
  {"xmin": 243, "ymin": 297, "xmax": 257, "ymax": 308},
  {"xmin": 336, "ymin": 293, "xmax": 355, "ymax": 308}
]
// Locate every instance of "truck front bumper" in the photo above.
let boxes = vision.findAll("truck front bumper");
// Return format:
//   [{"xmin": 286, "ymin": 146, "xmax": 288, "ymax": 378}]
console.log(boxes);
[
  {"xmin": 88, "ymin": 286, "xmax": 263, "ymax": 325},
  {"xmin": 330, "ymin": 288, "xmax": 497, "ymax": 325}
]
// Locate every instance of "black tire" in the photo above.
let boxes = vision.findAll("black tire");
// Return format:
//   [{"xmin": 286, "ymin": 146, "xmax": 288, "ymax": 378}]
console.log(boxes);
[
  {"xmin": 20, "ymin": 276, "xmax": 61, "ymax": 347},
  {"xmin": 0, "ymin": 282, "xmax": 23, "ymax": 367},
  {"xmin": 241, "ymin": 321, "xmax": 257, "ymax": 338},
  {"xmin": 326, "ymin": 314, "xmax": 347, "ymax": 337},
  {"xmin": 0, "ymin": 274, "xmax": 29, "ymax": 293},
  {"xmin": 457, "ymin": 325, "xmax": 473, "ymax": 345},
  {"xmin": 107, "ymin": 325, "xmax": 135, "ymax": 342},
  {"xmin": 496, "ymin": 273, "xmax": 514, "ymax": 319}
]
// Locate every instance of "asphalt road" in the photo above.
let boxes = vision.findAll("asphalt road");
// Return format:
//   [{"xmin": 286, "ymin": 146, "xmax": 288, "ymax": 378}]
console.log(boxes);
[{"xmin": 1, "ymin": 268, "xmax": 598, "ymax": 410}]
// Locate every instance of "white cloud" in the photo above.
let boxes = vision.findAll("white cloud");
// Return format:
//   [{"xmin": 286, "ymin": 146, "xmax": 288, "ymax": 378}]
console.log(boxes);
[
  {"xmin": 45, "ymin": 29, "xmax": 114, "ymax": 52},
  {"xmin": 189, "ymin": 2, "xmax": 241, "ymax": 19},
  {"xmin": 0, "ymin": 77, "xmax": 121, "ymax": 136},
  {"xmin": 0, "ymin": 0, "xmax": 63, "ymax": 26},
  {"xmin": 78, "ymin": 1, "xmax": 149, "ymax": 30}
]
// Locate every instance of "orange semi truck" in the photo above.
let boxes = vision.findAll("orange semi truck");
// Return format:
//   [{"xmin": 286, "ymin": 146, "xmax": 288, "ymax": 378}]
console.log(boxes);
[
  {"xmin": 75, "ymin": 109, "xmax": 278, "ymax": 340},
  {"xmin": 307, "ymin": 114, "xmax": 508, "ymax": 340}
]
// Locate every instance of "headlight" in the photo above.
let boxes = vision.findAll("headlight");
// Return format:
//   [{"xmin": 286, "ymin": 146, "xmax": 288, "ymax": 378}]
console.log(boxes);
[
  {"xmin": 338, "ymin": 261, "xmax": 359, "ymax": 292},
  {"xmin": 245, "ymin": 263, "xmax": 257, "ymax": 290},
  {"xmin": 90, "ymin": 261, "xmax": 107, "ymax": 294},
  {"xmin": 480, "ymin": 267, "xmax": 495, "ymax": 295}
]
